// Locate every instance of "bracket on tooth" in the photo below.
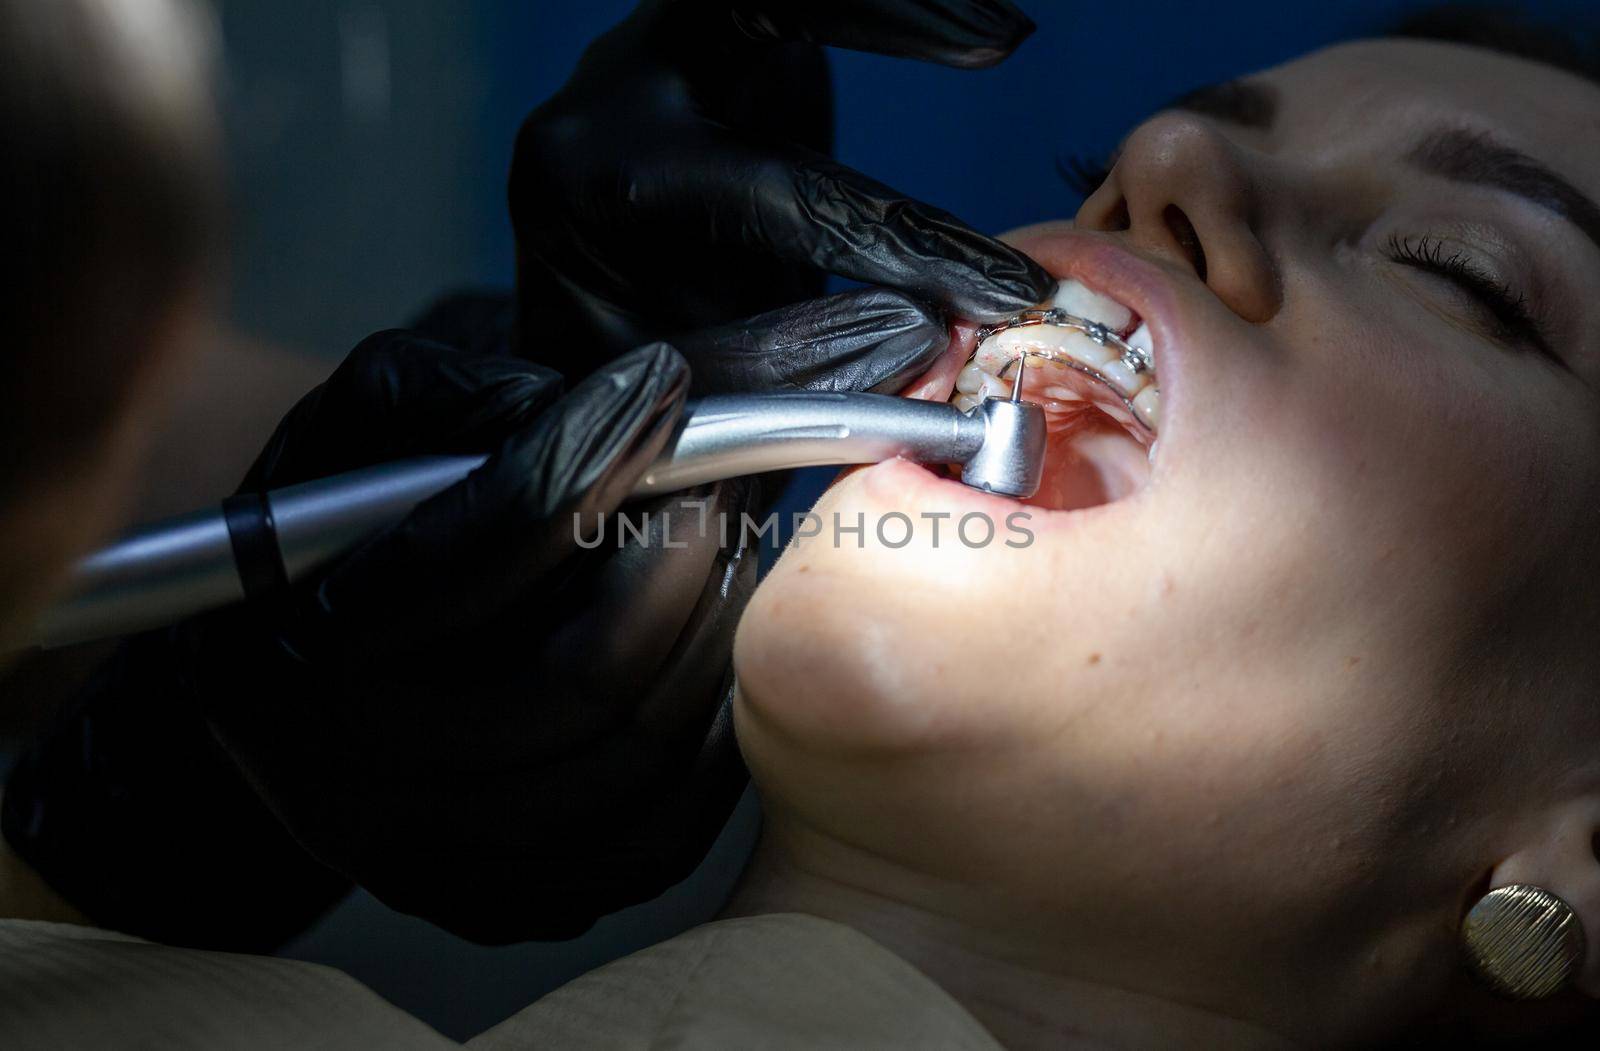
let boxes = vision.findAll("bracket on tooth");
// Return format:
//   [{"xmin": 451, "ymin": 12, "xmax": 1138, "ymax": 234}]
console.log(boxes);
[
  {"xmin": 971, "ymin": 307, "xmax": 1159, "ymax": 438},
  {"xmin": 975, "ymin": 308, "xmax": 1153, "ymax": 375}
]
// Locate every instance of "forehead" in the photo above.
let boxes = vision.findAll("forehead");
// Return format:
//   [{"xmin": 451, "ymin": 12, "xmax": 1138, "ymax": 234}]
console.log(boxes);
[{"xmin": 1258, "ymin": 39, "xmax": 1600, "ymax": 186}]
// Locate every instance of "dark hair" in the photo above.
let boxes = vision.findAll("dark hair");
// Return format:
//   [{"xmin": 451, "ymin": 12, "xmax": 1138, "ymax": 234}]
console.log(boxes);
[
  {"xmin": 1394, "ymin": 4, "xmax": 1600, "ymax": 83},
  {"xmin": 0, "ymin": 0, "xmax": 222, "ymax": 498}
]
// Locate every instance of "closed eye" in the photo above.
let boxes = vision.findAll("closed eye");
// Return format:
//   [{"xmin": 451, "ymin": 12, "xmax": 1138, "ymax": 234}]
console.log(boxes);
[{"xmin": 1386, "ymin": 234, "xmax": 1564, "ymax": 368}]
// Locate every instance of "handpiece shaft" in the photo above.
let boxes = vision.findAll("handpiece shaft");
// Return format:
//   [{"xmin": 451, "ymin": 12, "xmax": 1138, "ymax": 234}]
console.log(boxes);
[{"xmin": 33, "ymin": 392, "xmax": 985, "ymax": 648}]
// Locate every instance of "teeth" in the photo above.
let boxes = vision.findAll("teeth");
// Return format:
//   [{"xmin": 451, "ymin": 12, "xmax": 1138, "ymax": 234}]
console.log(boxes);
[
  {"xmin": 1056, "ymin": 330, "xmax": 1118, "ymax": 369},
  {"xmin": 1051, "ymin": 278, "xmax": 1133, "ymax": 333},
  {"xmin": 1098, "ymin": 356, "xmax": 1143, "ymax": 397},
  {"xmin": 1132, "ymin": 386, "xmax": 1161, "ymax": 430},
  {"xmin": 976, "ymin": 371, "xmax": 1012, "ymax": 400},
  {"xmin": 981, "ymin": 326, "xmax": 1114, "ymax": 370},
  {"xmin": 956, "ymin": 279, "xmax": 1162, "ymax": 447},
  {"xmin": 954, "ymin": 362, "xmax": 1015, "ymax": 405}
]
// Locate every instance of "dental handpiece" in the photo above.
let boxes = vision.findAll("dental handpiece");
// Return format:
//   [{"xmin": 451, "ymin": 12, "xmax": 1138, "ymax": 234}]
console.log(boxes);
[{"xmin": 32, "ymin": 388, "xmax": 1046, "ymax": 648}]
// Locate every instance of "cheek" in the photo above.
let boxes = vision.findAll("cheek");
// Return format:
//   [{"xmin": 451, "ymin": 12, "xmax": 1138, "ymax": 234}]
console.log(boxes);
[
  {"xmin": 1193, "ymin": 266, "xmax": 1564, "ymax": 657},
  {"xmin": 1283, "ymin": 290, "xmax": 1562, "ymax": 593}
]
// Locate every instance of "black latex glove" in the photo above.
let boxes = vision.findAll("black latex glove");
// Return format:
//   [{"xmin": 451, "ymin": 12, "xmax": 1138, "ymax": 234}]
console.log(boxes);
[
  {"xmin": 192, "ymin": 336, "xmax": 727, "ymax": 945},
  {"xmin": 5, "ymin": 292, "xmax": 943, "ymax": 946},
  {"xmin": 511, "ymin": 0, "xmax": 1054, "ymax": 371}
]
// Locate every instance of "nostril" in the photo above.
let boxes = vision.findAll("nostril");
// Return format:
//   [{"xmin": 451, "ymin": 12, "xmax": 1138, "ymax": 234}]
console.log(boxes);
[
  {"xmin": 1078, "ymin": 191, "xmax": 1130, "ymax": 233},
  {"xmin": 1163, "ymin": 205, "xmax": 1207, "ymax": 282}
]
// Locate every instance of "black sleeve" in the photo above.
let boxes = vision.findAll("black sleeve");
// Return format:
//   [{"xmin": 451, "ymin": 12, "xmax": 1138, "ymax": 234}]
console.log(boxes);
[{"xmin": 2, "ymin": 629, "xmax": 351, "ymax": 952}]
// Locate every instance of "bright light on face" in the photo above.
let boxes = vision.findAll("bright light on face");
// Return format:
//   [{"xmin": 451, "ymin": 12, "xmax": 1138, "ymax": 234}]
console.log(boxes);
[{"xmin": 733, "ymin": 37, "xmax": 1600, "ymax": 1042}]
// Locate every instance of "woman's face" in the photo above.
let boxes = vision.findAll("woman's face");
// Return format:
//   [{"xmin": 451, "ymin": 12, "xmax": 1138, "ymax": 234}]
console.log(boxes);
[{"xmin": 734, "ymin": 39, "xmax": 1600, "ymax": 1039}]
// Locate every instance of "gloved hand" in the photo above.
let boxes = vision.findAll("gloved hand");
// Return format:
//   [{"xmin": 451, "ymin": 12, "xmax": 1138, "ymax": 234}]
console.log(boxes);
[
  {"xmin": 193, "ymin": 335, "xmax": 717, "ymax": 945},
  {"xmin": 510, "ymin": 0, "xmax": 1054, "ymax": 370},
  {"xmin": 4, "ymin": 293, "xmax": 943, "ymax": 946}
]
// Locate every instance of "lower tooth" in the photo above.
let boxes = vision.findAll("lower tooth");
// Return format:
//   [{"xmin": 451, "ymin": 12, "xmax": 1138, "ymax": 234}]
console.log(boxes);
[
  {"xmin": 976, "ymin": 371, "xmax": 1010, "ymax": 400},
  {"xmin": 953, "ymin": 392, "xmax": 981, "ymax": 413},
  {"xmin": 1099, "ymin": 356, "xmax": 1145, "ymax": 396},
  {"xmin": 1132, "ymin": 386, "xmax": 1161, "ymax": 429}
]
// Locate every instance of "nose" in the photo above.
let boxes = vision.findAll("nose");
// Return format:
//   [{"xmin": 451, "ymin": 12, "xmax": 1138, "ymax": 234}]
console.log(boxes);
[{"xmin": 1076, "ymin": 113, "xmax": 1281, "ymax": 323}]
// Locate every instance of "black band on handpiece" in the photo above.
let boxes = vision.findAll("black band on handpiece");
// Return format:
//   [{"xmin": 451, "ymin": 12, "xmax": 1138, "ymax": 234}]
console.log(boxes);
[{"xmin": 222, "ymin": 491, "xmax": 290, "ymax": 599}]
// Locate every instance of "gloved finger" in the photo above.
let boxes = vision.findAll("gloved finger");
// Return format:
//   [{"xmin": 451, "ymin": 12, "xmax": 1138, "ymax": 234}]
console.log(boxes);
[
  {"xmin": 243, "ymin": 331, "xmax": 562, "ymax": 491},
  {"xmin": 311, "ymin": 343, "xmax": 690, "ymax": 646},
  {"xmin": 513, "ymin": 122, "xmax": 1051, "ymax": 321},
  {"xmin": 684, "ymin": 143, "xmax": 1050, "ymax": 319},
  {"xmin": 673, "ymin": 287, "xmax": 947, "ymax": 395},
  {"xmin": 722, "ymin": 0, "xmax": 1035, "ymax": 69}
]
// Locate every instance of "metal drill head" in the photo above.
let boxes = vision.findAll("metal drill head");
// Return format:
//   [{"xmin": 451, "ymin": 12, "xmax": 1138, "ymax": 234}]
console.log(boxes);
[{"xmin": 959, "ymin": 395, "xmax": 1046, "ymax": 498}]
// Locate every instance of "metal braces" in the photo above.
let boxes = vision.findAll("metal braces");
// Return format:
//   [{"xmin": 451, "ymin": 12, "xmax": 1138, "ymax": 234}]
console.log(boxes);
[
  {"xmin": 975, "ymin": 308, "xmax": 1153, "ymax": 376},
  {"xmin": 990, "ymin": 349, "xmax": 1154, "ymax": 437}
]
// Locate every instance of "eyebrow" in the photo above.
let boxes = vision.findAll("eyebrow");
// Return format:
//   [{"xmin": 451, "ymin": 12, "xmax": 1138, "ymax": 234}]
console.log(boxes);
[
  {"xmin": 1406, "ymin": 127, "xmax": 1600, "ymax": 255},
  {"xmin": 1164, "ymin": 82, "xmax": 1600, "ymax": 258}
]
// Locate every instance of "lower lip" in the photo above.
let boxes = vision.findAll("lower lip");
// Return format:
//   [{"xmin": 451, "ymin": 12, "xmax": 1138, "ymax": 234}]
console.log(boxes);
[{"xmin": 856, "ymin": 457, "xmax": 1137, "ymax": 534}]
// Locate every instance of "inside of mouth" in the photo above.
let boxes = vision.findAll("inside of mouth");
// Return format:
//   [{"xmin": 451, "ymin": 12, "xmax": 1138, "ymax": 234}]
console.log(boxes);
[{"xmin": 944, "ymin": 314, "xmax": 1159, "ymax": 512}]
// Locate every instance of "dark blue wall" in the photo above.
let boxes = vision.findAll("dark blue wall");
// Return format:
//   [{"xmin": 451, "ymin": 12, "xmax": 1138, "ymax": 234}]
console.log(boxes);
[{"xmin": 222, "ymin": 0, "xmax": 1597, "ymax": 359}]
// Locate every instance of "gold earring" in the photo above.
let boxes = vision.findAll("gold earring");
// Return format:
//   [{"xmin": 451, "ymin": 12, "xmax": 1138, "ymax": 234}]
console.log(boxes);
[{"xmin": 1460, "ymin": 884, "xmax": 1587, "ymax": 999}]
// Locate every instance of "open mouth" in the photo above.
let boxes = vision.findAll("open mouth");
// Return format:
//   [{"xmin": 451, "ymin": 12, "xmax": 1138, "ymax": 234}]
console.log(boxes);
[{"xmin": 940, "ymin": 277, "xmax": 1160, "ymax": 512}]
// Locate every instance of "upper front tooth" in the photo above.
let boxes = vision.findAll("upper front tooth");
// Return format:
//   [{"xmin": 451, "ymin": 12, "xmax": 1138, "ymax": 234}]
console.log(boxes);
[
  {"xmin": 1099, "ymin": 356, "xmax": 1146, "ymax": 397},
  {"xmin": 955, "ymin": 362, "xmax": 985, "ymax": 394},
  {"xmin": 1126, "ymin": 321, "xmax": 1153, "ymax": 354},
  {"xmin": 1050, "ymin": 279, "xmax": 1132, "ymax": 333}
]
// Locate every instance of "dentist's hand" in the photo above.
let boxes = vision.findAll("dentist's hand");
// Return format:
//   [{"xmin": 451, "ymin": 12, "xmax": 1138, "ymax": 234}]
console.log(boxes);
[
  {"xmin": 7, "ymin": 334, "xmax": 757, "ymax": 947},
  {"xmin": 510, "ymin": 0, "xmax": 1052, "ymax": 376},
  {"xmin": 190, "ymin": 338, "xmax": 749, "ymax": 944}
]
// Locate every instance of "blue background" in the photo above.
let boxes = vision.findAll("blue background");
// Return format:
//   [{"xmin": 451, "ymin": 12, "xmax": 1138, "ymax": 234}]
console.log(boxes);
[{"xmin": 198, "ymin": 0, "xmax": 1594, "ymax": 1039}]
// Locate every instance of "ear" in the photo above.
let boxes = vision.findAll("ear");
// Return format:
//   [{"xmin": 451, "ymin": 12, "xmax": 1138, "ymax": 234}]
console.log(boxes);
[{"xmin": 1490, "ymin": 796, "xmax": 1600, "ymax": 997}]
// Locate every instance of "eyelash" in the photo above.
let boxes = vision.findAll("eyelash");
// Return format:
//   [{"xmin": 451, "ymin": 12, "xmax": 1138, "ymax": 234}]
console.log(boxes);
[{"xmin": 1384, "ymin": 234, "xmax": 1555, "ymax": 358}]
